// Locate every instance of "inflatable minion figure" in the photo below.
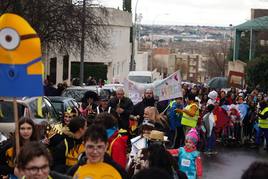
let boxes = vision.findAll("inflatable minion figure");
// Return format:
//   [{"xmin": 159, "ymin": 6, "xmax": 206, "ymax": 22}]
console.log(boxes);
[{"xmin": 0, "ymin": 13, "xmax": 44, "ymax": 97}]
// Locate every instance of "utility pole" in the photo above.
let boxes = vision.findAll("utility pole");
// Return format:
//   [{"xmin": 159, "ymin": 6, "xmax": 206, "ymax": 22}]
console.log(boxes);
[
  {"xmin": 130, "ymin": 21, "xmax": 136, "ymax": 71},
  {"xmin": 80, "ymin": 0, "xmax": 86, "ymax": 86},
  {"xmin": 229, "ymin": 24, "xmax": 233, "ymax": 61},
  {"xmin": 130, "ymin": 0, "xmax": 138, "ymax": 71}
]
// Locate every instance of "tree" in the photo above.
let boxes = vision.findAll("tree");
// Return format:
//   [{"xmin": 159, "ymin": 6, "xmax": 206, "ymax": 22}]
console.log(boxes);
[
  {"xmin": 206, "ymin": 40, "xmax": 229, "ymax": 77},
  {"xmin": 245, "ymin": 55, "xmax": 268, "ymax": 91},
  {"xmin": 0, "ymin": 0, "xmax": 108, "ymax": 52}
]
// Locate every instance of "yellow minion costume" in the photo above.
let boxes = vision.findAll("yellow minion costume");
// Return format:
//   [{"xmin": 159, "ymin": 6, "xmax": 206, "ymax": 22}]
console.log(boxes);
[
  {"xmin": 0, "ymin": 13, "xmax": 43, "ymax": 96},
  {"xmin": 74, "ymin": 162, "xmax": 122, "ymax": 179}
]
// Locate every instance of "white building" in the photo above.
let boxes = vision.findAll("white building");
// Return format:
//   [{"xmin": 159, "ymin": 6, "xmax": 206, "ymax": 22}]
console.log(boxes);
[
  {"xmin": 45, "ymin": 8, "xmax": 132, "ymax": 85},
  {"xmin": 135, "ymin": 51, "xmax": 149, "ymax": 71}
]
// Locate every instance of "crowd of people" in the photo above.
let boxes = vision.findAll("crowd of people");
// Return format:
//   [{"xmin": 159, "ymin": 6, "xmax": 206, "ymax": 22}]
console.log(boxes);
[{"xmin": 1, "ymin": 82, "xmax": 268, "ymax": 179}]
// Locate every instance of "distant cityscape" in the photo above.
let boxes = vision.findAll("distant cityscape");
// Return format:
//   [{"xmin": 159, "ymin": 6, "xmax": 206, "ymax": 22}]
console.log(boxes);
[{"xmin": 139, "ymin": 25, "xmax": 232, "ymax": 42}]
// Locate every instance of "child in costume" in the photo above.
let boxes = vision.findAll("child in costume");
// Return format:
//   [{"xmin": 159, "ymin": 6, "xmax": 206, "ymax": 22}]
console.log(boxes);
[
  {"xmin": 169, "ymin": 128, "xmax": 202, "ymax": 179},
  {"xmin": 228, "ymin": 104, "xmax": 241, "ymax": 141}
]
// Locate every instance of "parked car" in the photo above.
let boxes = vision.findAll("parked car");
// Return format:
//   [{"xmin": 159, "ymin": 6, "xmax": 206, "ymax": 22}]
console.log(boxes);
[
  {"xmin": 0, "ymin": 96, "xmax": 60, "ymax": 137},
  {"xmin": 61, "ymin": 86, "xmax": 111, "ymax": 103},
  {"xmin": 48, "ymin": 96, "xmax": 80, "ymax": 116},
  {"xmin": 100, "ymin": 83, "xmax": 124, "ymax": 95},
  {"xmin": 61, "ymin": 86, "xmax": 99, "ymax": 103}
]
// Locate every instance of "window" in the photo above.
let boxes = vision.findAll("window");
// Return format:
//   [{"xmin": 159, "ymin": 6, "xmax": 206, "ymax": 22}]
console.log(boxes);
[
  {"xmin": 50, "ymin": 57, "xmax": 57, "ymax": 84},
  {"xmin": 63, "ymin": 55, "xmax": 69, "ymax": 81}
]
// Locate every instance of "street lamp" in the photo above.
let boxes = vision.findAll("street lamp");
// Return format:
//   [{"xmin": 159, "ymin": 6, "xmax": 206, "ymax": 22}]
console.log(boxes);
[
  {"xmin": 229, "ymin": 24, "xmax": 234, "ymax": 61},
  {"xmin": 130, "ymin": 0, "xmax": 139, "ymax": 71}
]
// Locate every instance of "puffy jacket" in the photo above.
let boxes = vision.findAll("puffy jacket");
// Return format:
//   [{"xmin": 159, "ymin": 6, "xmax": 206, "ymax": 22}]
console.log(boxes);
[{"xmin": 167, "ymin": 101, "xmax": 183, "ymax": 130}]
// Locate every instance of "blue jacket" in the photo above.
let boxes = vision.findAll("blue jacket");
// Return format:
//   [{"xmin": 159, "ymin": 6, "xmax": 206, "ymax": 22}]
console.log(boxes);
[
  {"xmin": 167, "ymin": 101, "xmax": 183, "ymax": 130},
  {"xmin": 178, "ymin": 147, "xmax": 199, "ymax": 179}
]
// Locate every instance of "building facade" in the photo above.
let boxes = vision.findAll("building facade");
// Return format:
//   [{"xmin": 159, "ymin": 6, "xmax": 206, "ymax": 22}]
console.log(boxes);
[{"xmin": 45, "ymin": 8, "xmax": 132, "ymax": 85}]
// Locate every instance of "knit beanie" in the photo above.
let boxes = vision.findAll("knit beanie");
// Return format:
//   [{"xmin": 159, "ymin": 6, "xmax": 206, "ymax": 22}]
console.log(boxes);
[
  {"xmin": 186, "ymin": 128, "xmax": 199, "ymax": 145},
  {"xmin": 208, "ymin": 90, "xmax": 218, "ymax": 100}
]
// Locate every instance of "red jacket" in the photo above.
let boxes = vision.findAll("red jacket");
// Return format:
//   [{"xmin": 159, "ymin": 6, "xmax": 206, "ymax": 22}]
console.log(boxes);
[
  {"xmin": 213, "ymin": 106, "xmax": 230, "ymax": 134},
  {"xmin": 108, "ymin": 130, "xmax": 128, "ymax": 169}
]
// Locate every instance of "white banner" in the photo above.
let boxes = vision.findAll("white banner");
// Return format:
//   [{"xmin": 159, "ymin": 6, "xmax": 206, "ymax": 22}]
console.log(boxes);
[
  {"xmin": 154, "ymin": 70, "xmax": 182, "ymax": 101},
  {"xmin": 124, "ymin": 70, "xmax": 182, "ymax": 104},
  {"xmin": 123, "ymin": 79, "xmax": 143, "ymax": 105}
]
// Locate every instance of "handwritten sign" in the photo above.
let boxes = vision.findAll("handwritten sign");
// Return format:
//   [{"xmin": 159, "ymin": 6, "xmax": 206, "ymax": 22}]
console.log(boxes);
[
  {"xmin": 154, "ymin": 71, "xmax": 182, "ymax": 101},
  {"xmin": 124, "ymin": 70, "xmax": 182, "ymax": 104}
]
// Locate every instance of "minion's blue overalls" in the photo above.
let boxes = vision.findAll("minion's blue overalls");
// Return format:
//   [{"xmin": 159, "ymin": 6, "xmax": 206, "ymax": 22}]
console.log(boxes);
[{"xmin": 0, "ymin": 57, "xmax": 43, "ymax": 96}]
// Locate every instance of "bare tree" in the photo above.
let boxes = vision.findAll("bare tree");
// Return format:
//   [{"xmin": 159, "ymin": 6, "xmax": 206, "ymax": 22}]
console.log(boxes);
[
  {"xmin": 0, "ymin": 0, "xmax": 108, "ymax": 52},
  {"xmin": 206, "ymin": 40, "xmax": 229, "ymax": 77}
]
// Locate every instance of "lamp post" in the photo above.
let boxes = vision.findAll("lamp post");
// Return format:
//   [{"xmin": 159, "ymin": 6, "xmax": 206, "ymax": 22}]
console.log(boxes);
[
  {"xmin": 130, "ymin": 0, "xmax": 139, "ymax": 71},
  {"xmin": 229, "ymin": 24, "xmax": 234, "ymax": 61}
]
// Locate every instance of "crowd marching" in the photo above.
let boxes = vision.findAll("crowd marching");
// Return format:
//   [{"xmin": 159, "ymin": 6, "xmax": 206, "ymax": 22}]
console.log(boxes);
[{"xmin": 1, "ymin": 82, "xmax": 268, "ymax": 179}]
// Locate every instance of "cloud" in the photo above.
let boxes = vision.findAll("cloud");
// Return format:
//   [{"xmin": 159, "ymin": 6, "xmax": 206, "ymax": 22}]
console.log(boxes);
[{"xmin": 99, "ymin": 0, "xmax": 268, "ymax": 26}]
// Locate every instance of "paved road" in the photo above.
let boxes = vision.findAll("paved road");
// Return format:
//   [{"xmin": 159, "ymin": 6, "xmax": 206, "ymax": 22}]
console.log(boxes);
[{"xmin": 202, "ymin": 146, "xmax": 268, "ymax": 179}]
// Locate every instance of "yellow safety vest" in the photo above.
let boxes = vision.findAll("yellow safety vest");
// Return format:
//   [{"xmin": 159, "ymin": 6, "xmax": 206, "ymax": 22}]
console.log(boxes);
[
  {"xmin": 258, "ymin": 107, "xmax": 268, "ymax": 128},
  {"xmin": 169, "ymin": 100, "xmax": 176, "ymax": 108},
  {"xmin": 181, "ymin": 103, "xmax": 199, "ymax": 128}
]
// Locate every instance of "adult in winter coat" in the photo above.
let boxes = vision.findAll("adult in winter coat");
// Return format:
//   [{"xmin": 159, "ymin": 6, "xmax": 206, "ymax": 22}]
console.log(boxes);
[
  {"xmin": 256, "ymin": 100, "xmax": 268, "ymax": 149},
  {"xmin": 109, "ymin": 88, "xmax": 134, "ymax": 130},
  {"xmin": 133, "ymin": 89, "xmax": 156, "ymax": 124}
]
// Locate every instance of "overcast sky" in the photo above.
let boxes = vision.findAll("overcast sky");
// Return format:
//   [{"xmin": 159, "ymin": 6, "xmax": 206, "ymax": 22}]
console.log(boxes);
[{"xmin": 97, "ymin": 0, "xmax": 268, "ymax": 26}]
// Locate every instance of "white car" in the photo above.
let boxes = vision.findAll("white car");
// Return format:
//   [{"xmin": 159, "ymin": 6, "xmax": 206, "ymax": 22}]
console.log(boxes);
[{"xmin": 0, "ymin": 96, "xmax": 60, "ymax": 137}]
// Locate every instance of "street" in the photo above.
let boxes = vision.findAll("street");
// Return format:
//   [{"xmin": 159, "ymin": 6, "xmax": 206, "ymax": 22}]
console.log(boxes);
[{"xmin": 202, "ymin": 146, "xmax": 268, "ymax": 179}]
